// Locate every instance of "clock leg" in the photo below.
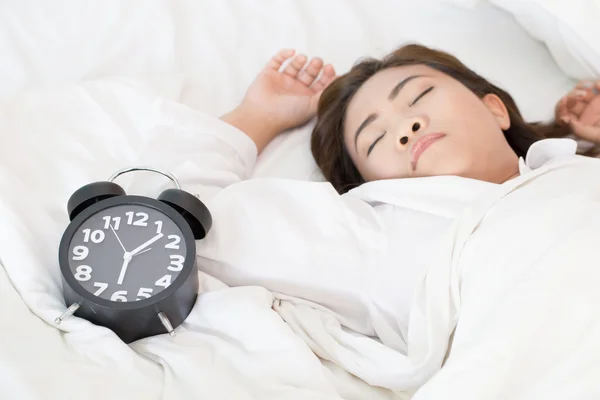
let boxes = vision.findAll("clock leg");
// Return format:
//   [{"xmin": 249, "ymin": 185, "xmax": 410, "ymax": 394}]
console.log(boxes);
[
  {"xmin": 158, "ymin": 312, "xmax": 176, "ymax": 337},
  {"xmin": 54, "ymin": 303, "xmax": 80, "ymax": 324}
]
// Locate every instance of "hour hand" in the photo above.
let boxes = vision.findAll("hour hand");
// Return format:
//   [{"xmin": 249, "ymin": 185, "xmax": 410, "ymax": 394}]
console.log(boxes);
[
  {"xmin": 129, "ymin": 233, "xmax": 163, "ymax": 257},
  {"xmin": 117, "ymin": 254, "xmax": 132, "ymax": 285}
]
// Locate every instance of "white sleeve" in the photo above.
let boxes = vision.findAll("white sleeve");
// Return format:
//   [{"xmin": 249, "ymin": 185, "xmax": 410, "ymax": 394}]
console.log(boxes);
[{"xmin": 136, "ymin": 97, "xmax": 258, "ymax": 206}]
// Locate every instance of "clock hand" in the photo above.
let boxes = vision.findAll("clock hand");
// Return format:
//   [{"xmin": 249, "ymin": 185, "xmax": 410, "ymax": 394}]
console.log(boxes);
[
  {"xmin": 110, "ymin": 224, "xmax": 128, "ymax": 253},
  {"xmin": 129, "ymin": 233, "xmax": 163, "ymax": 257},
  {"xmin": 117, "ymin": 253, "xmax": 132, "ymax": 285},
  {"xmin": 132, "ymin": 248, "xmax": 151, "ymax": 256}
]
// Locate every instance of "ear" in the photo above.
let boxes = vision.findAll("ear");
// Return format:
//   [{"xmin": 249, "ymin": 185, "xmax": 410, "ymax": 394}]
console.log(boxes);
[{"xmin": 483, "ymin": 93, "xmax": 511, "ymax": 130}]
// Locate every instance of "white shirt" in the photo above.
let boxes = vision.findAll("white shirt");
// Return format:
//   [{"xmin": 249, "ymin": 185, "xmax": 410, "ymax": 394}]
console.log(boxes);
[
  {"xmin": 519, "ymin": 137, "xmax": 578, "ymax": 174},
  {"xmin": 148, "ymin": 107, "xmax": 580, "ymax": 356}
]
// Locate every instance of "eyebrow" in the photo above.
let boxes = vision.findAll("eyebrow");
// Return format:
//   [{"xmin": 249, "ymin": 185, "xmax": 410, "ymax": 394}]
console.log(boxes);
[
  {"xmin": 388, "ymin": 74, "xmax": 423, "ymax": 101},
  {"xmin": 354, "ymin": 74, "xmax": 424, "ymax": 150}
]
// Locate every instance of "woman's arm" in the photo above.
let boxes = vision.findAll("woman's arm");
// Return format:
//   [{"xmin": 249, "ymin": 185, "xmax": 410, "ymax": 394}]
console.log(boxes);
[
  {"xmin": 219, "ymin": 104, "xmax": 280, "ymax": 155},
  {"xmin": 140, "ymin": 49, "xmax": 336, "ymax": 203}
]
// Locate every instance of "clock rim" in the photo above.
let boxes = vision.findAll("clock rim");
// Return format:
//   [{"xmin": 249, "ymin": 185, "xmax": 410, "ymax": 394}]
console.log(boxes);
[{"xmin": 59, "ymin": 195, "xmax": 197, "ymax": 310}]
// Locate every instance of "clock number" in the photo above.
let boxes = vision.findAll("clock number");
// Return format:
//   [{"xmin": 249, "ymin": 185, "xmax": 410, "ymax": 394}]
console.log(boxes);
[
  {"xmin": 155, "ymin": 220, "xmax": 163, "ymax": 234},
  {"xmin": 82, "ymin": 229, "xmax": 105, "ymax": 243},
  {"xmin": 103, "ymin": 216, "xmax": 121, "ymax": 230},
  {"xmin": 136, "ymin": 287, "xmax": 153, "ymax": 300},
  {"xmin": 135, "ymin": 213, "xmax": 148, "ymax": 226},
  {"xmin": 165, "ymin": 235, "xmax": 181, "ymax": 250},
  {"xmin": 72, "ymin": 245, "xmax": 89, "ymax": 261},
  {"xmin": 167, "ymin": 255, "xmax": 185, "ymax": 272},
  {"xmin": 111, "ymin": 290, "xmax": 128, "ymax": 302},
  {"xmin": 93, "ymin": 282, "xmax": 108, "ymax": 296},
  {"xmin": 75, "ymin": 265, "xmax": 92, "ymax": 281},
  {"xmin": 155, "ymin": 274, "xmax": 172, "ymax": 288},
  {"xmin": 126, "ymin": 211, "xmax": 148, "ymax": 227}
]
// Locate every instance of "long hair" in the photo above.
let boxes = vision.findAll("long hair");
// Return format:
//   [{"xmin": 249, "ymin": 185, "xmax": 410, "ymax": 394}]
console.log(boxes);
[{"xmin": 311, "ymin": 44, "xmax": 590, "ymax": 194}]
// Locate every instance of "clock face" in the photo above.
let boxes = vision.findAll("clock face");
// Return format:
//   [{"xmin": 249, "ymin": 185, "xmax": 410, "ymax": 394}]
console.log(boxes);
[{"xmin": 67, "ymin": 203, "xmax": 187, "ymax": 303}]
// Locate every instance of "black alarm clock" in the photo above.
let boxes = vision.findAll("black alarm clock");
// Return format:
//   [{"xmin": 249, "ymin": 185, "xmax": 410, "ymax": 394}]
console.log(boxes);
[{"xmin": 54, "ymin": 166, "xmax": 212, "ymax": 344}]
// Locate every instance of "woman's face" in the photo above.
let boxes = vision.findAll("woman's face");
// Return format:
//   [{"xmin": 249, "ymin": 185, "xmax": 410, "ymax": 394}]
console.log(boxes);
[{"xmin": 343, "ymin": 64, "xmax": 519, "ymax": 184}]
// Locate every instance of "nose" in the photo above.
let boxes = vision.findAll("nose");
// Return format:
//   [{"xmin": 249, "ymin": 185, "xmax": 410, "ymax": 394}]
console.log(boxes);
[{"xmin": 395, "ymin": 116, "xmax": 429, "ymax": 150}]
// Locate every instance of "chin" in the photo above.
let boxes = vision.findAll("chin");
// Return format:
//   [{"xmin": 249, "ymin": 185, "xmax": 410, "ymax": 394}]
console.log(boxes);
[{"xmin": 420, "ymin": 156, "xmax": 474, "ymax": 178}]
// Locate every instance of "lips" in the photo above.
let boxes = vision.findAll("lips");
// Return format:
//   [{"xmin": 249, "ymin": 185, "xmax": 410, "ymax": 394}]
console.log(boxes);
[{"xmin": 410, "ymin": 133, "xmax": 446, "ymax": 171}]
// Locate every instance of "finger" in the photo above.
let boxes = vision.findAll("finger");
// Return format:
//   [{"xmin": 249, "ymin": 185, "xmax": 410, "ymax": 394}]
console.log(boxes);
[
  {"xmin": 559, "ymin": 113, "xmax": 580, "ymax": 129},
  {"xmin": 297, "ymin": 57, "xmax": 323, "ymax": 86},
  {"xmin": 568, "ymin": 88, "xmax": 596, "ymax": 103},
  {"xmin": 556, "ymin": 96, "xmax": 571, "ymax": 121},
  {"xmin": 266, "ymin": 49, "xmax": 296, "ymax": 70},
  {"xmin": 310, "ymin": 64, "xmax": 337, "ymax": 93},
  {"xmin": 570, "ymin": 99, "xmax": 589, "ymax": 116},
  {"xmin": 577, "ymin": 80, "xmax": 595, "ymax": 89},
  {"xmin": 569, "ymin": 118, "xmax": 600, "ymax": 143},
  {"xmin": 283, "ymin": 54, "xmax": 308, "ymax": 78},
  {"xmin": 558, "ymin": 95, "xmax": 589, "ymax": 120},
  {"xmin": 577, "ymin": 80, "xmax": 600, "ymax": 94}
]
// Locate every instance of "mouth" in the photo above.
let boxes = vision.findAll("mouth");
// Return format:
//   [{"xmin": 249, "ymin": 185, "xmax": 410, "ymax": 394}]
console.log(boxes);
[{"xmin": 410, "ymin": 133, "xmax": 446, "ymax": 171}]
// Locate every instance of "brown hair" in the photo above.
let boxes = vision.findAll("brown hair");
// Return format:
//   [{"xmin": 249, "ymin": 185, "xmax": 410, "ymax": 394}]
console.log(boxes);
[{"xmin": 311, "ymin": 43, "xmax": 586, "ymax": 194}]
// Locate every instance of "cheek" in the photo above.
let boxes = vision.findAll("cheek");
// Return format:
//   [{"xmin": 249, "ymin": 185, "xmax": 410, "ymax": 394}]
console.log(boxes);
[
  {"xmin": 443, "ymin": 101, "xmax": 503, "ymax": 152},
  {"xmin": 434, "ymin": 89, "xmax": 489, "ymax": 127},
  {"xmin": 362, "ymin": 152, "xmax": 410, "ymax": 181},
  {"xmin": 451, "ymin": 102, "xmax": 485, "ymax": 127},
  {"xmin": 343, "ymin": 134, "xmax": 403, "ymax": 180}
]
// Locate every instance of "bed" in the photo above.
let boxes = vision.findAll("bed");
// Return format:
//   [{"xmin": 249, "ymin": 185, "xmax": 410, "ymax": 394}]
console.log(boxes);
[{"xmin": 1, "ymin": 0, "xmax": 599, "ymax": 399}]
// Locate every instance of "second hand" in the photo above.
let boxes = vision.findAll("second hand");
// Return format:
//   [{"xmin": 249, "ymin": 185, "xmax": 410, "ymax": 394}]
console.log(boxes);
[{"xmin": 133, "ymin": 248, "xmax": 152, "ymax": 256}]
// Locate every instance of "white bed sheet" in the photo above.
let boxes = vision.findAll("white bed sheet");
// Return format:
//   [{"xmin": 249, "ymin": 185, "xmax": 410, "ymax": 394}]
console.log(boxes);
[{"xmin": 0, "ymin": 0, "xmax": 594, "ymax": 398}]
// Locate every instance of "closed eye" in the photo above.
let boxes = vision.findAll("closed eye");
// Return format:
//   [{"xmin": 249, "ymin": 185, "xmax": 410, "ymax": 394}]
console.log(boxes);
[
  {"xmin": 410, "ymin": 86, "xmax": 434, "ymax": 106},
  {"xmin": 367, "ymin": 132, "xmax": 386, "ymax": 156}
]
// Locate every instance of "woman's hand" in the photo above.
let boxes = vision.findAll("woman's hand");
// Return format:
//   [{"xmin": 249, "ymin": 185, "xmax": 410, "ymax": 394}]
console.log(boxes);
[
  {"xmin": 556, "ymin": 80, "xmax": 600, "ymax": 143},
  {"xmin": 222, "ymin": 49, "xmax": 336, "ymax": 153},
  {"xmin": 240, "ymin": 49, "xmax": 337, "ymax": 133}
]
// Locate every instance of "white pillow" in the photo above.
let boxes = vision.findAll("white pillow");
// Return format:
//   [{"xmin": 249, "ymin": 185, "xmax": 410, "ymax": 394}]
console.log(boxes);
[{"xmin": 490, "ymin": 0, "xmax": 600, "ymax": 80}]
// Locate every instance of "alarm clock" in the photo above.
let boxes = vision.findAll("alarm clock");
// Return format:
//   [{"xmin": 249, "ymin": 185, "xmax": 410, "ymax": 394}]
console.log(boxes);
[{"xmin": 54, "ymin": 166, "xmax": 212, "ymax": 344}]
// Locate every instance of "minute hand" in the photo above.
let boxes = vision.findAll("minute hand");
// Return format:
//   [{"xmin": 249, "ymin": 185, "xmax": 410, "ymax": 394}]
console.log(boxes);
[{"xmin": 129, "ymin": 233, "xmax": 164, "ymax": 257}]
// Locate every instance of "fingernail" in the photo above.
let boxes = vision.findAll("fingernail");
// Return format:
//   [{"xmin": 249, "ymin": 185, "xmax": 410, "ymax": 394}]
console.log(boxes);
[
  {"xmin": 561, "ymin": 116, "xmax": 570, "ymax": 124},
  {"xmin": 575, "ymin": 89, "xmax": 588, "ymax": 97}
]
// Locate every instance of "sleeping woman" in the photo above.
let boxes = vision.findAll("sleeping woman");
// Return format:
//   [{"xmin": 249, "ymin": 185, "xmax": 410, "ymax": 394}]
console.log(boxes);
[
  {"xmin": 188, "ymin": 44, "xmax": 600, "ymax": 393},
  {"xmin": 222, "ymin": 45, "xmax": 600, "ymax": 192}
]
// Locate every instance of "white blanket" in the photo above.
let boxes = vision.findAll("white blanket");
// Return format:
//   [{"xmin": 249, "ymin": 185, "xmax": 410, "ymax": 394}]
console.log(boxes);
[
  {"xmin": 412, "ymin": 157, "xmax": 600, "ymax": 398},
  {"xmin": 490, "ymin": 0, "xmax": 600, "ymax": 80},
  {"xmin": 272, "ymin": 155, "xmax": 600, "ymax": 398},
  {"xmin": 0, "ymin": 83, "xmax": 350, "ymax": 400}
]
